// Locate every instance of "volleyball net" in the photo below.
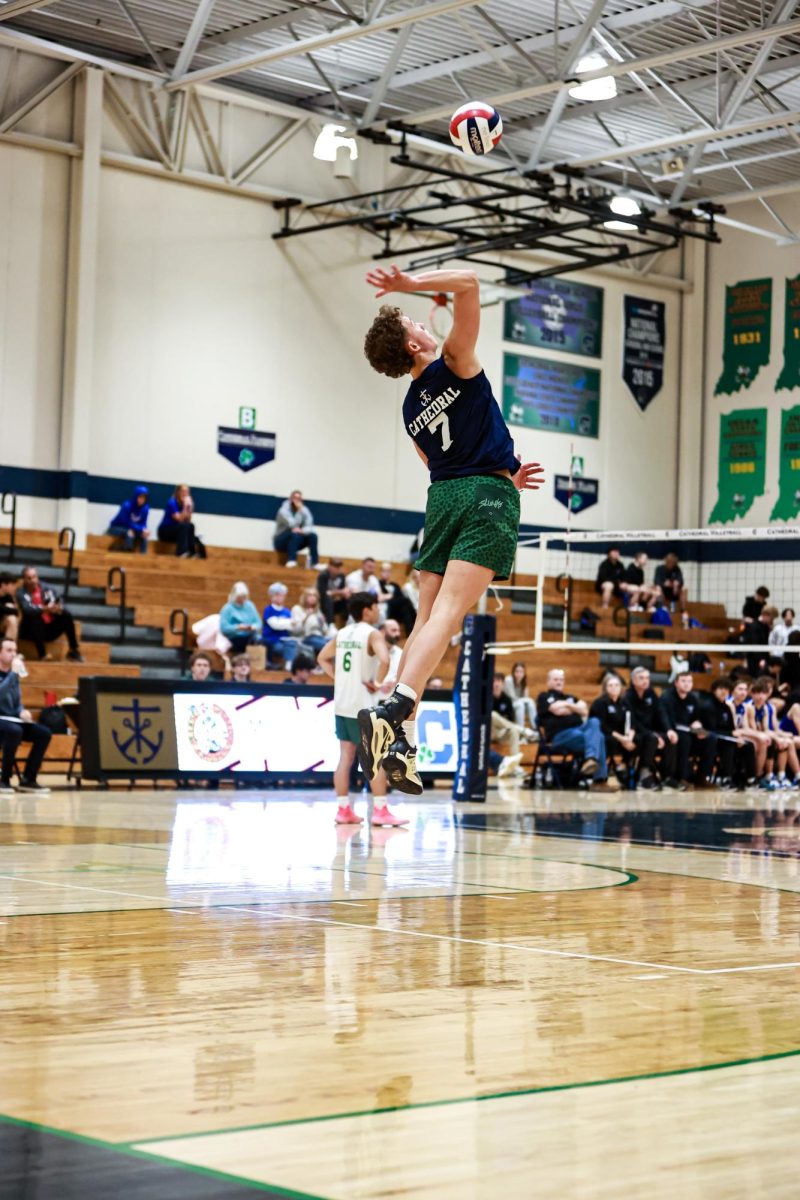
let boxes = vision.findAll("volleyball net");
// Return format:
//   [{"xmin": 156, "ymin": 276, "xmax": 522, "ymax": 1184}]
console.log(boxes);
[{"xmin": 486, "ymin": 525, "xmax": 800, "ymax": 659}]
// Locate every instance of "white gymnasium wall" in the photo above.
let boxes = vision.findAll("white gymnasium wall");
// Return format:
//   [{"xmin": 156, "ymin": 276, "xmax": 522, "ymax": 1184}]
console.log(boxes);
[{"xmin": 0, "ymin": 141, "xmax": 67, "ymax": 532}]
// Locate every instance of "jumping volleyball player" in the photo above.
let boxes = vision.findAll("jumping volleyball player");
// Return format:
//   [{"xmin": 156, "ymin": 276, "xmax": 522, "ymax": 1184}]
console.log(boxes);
[{"xmin": 359, "ymin": 265, "xmax": 545, "ymax": 794}]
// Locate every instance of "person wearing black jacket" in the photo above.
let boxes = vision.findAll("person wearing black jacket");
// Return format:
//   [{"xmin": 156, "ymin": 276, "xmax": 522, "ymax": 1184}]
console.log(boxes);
[
  {"xmin": 658, "ymin": 672, "xmax": 718, "ymax": 787},
  {"xmin": 700, "ymin": 677, "xmax": 756, "ymax": 788},
  {"xmin": 742, "ymin": 586, "xmax": 770, "ymax": 622},
  {"xmin": 316, "ymin": 559, "xmax": 349, "ymax": 626},
  {"xmin": 595, "ymin": 547, "xmax": 626, "ymax": 609},
  {"xmin": 618, "ymin": 666, "xmax": 665, "ymax": 788},
  {"xmin": 0, "ymin": 636, "xmax": 51, "ymax": 793},
  {"xmin": 16, "ymin": 566, "xmax": 83, "ymax": 662},
  {"xmin": 746, "ymin": 605, "xmax": 776, "ymax": 676}
]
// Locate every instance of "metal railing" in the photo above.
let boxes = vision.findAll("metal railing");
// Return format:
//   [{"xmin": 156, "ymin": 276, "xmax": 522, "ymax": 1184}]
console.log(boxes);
[
  {"xmin": 2, "ymin": 492, "xmax": 17, "ymax": 562},
  {"xmin": 58, "ymin": 527, "xmax": 76, "ymax": 602},
  {"xmin": 170, "ymin": 608, "xmax": 190, "ymax": 674},
  {"xmin": 107, "ymin": 565, "xmax": 127, "ymax": 641}
]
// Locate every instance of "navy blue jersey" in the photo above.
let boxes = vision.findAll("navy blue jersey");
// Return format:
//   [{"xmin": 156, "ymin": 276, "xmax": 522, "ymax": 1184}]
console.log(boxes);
[{"xmin": 403, "ymin": 357, "xmax": 517, "ymax": 483}]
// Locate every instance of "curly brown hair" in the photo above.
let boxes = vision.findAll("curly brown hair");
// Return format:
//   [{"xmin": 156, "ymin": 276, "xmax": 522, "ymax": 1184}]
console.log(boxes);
[{"xmin": 363, "ymin": 304, "xmax": 414, "ymax": 378}]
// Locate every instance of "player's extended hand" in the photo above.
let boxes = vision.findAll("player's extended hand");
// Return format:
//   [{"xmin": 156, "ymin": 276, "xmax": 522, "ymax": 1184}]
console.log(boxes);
[
  {"xmin": 366, "ymin": 264, "xmax": 415, "ymax": 297},
  {"xmin": 511, "ymin": 459, "xmax": 545, "ymax": 491}
]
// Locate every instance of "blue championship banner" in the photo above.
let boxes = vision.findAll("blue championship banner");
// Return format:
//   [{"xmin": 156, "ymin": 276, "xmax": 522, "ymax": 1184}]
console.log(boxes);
[
  {"xmin": 217, "ymin": 427, "xmax": 276, "ymax": 472},
  {"xmin": 452, "ymin": 613, "xmax": 496, "ymax": 802},
  {"xmin": 504, "ymin": 277, "xmax": 603, "ymax": 358}
]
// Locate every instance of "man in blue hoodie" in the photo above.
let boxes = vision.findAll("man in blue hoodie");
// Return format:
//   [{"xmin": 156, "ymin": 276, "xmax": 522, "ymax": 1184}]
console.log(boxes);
[
  {"xmin": 0, "ymin": 636, "xmax": 51, "ymax": 794},
  {"xmin": 108, "ymin": 486, "xmax": 150, "ymax": 553}
]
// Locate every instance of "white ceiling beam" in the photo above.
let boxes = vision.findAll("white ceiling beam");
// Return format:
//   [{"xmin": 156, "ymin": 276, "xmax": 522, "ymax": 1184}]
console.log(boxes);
[
  {"xmin": 354, "ymin": 0, "xmax": 716, "ymax": 99},
  {"xmin": 0, "ymin": 57, "xmax": 80, "ymax": 133},
  {"xmin": 713, "ymin": 177, "xmax": 800, "ymax": 206},
  {"xmin": 408, "ymin": 15, "xmax": 800, "ymax": 125},
  {"xmin": 545, "ymin": 107, "xmax": 800, "ymax": 170},
  {"xmin": 171, "ymin": 0, "xmax": 218, "ymax": 82},
  {"xmin": 0, "ymin": 0, "xmax": 57, "ymax": 21},
  {"xmin": 527, "ymin": 0, "xmax": 609, "ymax": 168},
  {"xmin": 201, "ymin": 3, "xmax": 344, "ymax": 48},
  {"xmin": 361, "ymin": 24, "xmax": 412, "ymax": 126},
  {"xmin": 115, "ymin": 0, "xmax": 168, "ymax": 74},
  {"xmin": 670, "ymin": 0, "xmax": 799, "ymax": 203},
  {"xmin": 166, "ymin": 0, "xmax": 495, "ymax": 89},
  {"xmin": 0, "ymin": 25, "xmax": 160, "ymax": 81}
]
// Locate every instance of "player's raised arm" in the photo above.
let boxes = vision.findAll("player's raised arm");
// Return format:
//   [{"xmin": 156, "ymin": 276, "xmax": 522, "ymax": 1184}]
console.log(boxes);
[{"xmin": 365, "ymin": 265, "xmax": 481, "ymax": 377}]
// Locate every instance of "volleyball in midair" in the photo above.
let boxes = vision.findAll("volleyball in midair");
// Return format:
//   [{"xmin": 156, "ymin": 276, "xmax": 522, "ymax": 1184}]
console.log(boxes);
[{"xmin": 449, "ymin": 101, "xmax": 503, "ymax": 156}]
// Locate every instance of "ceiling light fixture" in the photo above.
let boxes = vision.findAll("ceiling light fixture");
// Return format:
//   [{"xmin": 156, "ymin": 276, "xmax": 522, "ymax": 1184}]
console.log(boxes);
[
  {"xmin": 313, "ymin": 123, "xmax": 358, "ymax": 163},
  {"xmin": 603, "ymin": 194, "xmax": 642, "ymax": 231},
  {"xmin": 568, "ymin": 52, "xmax": 617, "ymax": 102}
]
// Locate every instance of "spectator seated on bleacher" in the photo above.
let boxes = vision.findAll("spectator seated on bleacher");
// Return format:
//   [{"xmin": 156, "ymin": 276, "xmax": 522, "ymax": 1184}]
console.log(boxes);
[
  {"xmin": 187, "ymin": 651, "xmax": 213, "ymax": 681},
  {"xmin": 107, "ymin": 485, "xmax": 150, "ymax": 553},
  {"xmin": 769, "ymin": 607, "xmax": 795, "ymax": 658},
  {"xmin": 378, "ymin": 561, "xmax": 416, "ymax": 634},
  {"xmin": 346, "ymin": 557, "xmax": 381, "ymax": 598},
  {"xmin": 503, "ymin": 661, "xmax": 537, "ymax": 731},
  {"xmin": 624, "ymin": 552, "xmax": 659, "ymax": 612},
  {"xmin": 536, "ymin": 668, "xmax": 619, "ymax": 791},
  {"xmin": 262, "ymin": 583, "xmax": 298, "ymax": 670},
  {"xmin": 229, "ymin": 654, "xmax": 252, "ymax": 684},
  {"xmin": 273, "ymin": 490, "xmax": 319, "ymax": 568},
  {"xmin": 158, "ymin": 484, "xmax": 205, "ymax": 559},
  {"xmin": 595, "ymin": 546, "xmax": 626, "ymax": 610},
  {"xmin": 317, "ymin": 558, "xmax": 349, "ymax": 626},
  {"xmin": 654, "ymin": 551, "xmax": 687, "ymax": 613},
  {"xmin": 746, "ymin": 605, "xmax": 777, "ymax": 677},
  {"xmin": 658, "ymin": 672, "xmax": 717, "ymax": 789},
  {"xmin": 624, "ymin": 666, "xmax": 676, "ymax": 788},
  {"xmin": 742, "ymin": 586, "xmax": 770, "ymax": 623},
  {"xmin": 290, "ymin": 588, "xmax": 332, "ymax": 662},
  {"xmin": 283, "ymin": 653, "xmax": 315, "ymax": 686},
  {"xmin": 491, "ymin": 673, "xmax": 534, "ymax": 776},
  {"xmin": 17, "ymin": 566, "xmax": 83, "ymax": 663},
  {"xmin": 219, "ymin": 581, "xmax": 262, "ymax": 655},
  {"xmin": 699, "ymin": 676, "xmax": 756, "ymax": 790},
  {"xmin": 0, "ymin": 636, "xmax": 51, "ymax": 794},
  {"xmin": 0, "ymin": 571, "xmax": 19, "ymax": 640}
]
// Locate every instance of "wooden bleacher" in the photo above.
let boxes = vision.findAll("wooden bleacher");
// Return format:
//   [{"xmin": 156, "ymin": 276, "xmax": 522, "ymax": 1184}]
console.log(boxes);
[{"xmin": 1, "ymin": 526, "xmax": 742, "ymax": 778}]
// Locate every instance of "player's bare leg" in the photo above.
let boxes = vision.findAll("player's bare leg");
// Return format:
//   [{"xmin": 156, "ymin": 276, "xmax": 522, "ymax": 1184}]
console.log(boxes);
[
  {"xmin": 334, "ymin": 741, "xmax": 364, "ymax": 824},
  {"xmin": 359, "ymin": 559, "xmax": 494, "ymax": 789}
]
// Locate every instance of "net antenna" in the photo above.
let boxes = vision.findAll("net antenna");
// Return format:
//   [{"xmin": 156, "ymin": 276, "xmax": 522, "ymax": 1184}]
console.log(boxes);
[{"xmin": 562, "ymin": 442, "xmax": 575, "ymax": 642}]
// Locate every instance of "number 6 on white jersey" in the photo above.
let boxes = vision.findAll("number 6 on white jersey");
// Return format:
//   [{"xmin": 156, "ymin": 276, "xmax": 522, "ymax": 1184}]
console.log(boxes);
[{"xmin": 429, "ymin": 412, "xmax": 452, "ymax": 452}]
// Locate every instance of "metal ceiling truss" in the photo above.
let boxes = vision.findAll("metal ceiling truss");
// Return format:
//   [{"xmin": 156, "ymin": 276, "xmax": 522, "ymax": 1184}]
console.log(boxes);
[
  {"xmin": 1, "ymin": 0, "xmax": 799, "ymax": 240},
  {"xmin": 273, "ymin": 146, "xmax": 721, "ymax": 283}
]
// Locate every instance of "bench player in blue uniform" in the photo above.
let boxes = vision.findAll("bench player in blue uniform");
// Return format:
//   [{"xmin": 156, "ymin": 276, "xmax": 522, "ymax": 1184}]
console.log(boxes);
[{"xmin": 358, "ymin": 265, "xmax": 544, "ymax": 794}]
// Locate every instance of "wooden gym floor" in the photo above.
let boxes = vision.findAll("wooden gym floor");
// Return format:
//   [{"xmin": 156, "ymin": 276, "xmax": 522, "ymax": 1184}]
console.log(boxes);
[{"xmin": 1, "ymin": 787, "xmax": 799, "ymax": 1198}]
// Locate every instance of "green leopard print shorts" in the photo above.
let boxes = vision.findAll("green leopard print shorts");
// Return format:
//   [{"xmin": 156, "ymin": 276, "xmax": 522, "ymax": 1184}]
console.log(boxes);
[{"xmin": 415, "ymin": 474, "xmax": 520, "ymax": 581}]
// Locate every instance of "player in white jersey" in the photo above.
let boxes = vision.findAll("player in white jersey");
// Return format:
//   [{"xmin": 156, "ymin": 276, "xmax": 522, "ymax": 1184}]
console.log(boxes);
[{"xmin": 317, "ymin": 592, "xmax": 409, "ymax": 827}]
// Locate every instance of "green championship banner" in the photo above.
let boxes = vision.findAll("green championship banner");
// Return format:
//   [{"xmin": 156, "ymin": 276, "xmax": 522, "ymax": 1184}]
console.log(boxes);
[
  {"xmin": 776, "ymin": 275, "xmax": 800, "ymax": 392},
  {"xmin": 504, "ymin": 277, "xmax": 603, "ymax": 358},
  {"xmin": 709, "ymin": 408, "xmax": 767, "ymax": 524},
  {"xmin": 502, "ymin": 352, "xmax": 600, "ymax": 438},
  {"xmin": 714, "ymin": 278, "xmax": 772, "ymax": 396},
  {"xmin": 770, "ymin": 406, "xmax": 800, "ymax": 521}
]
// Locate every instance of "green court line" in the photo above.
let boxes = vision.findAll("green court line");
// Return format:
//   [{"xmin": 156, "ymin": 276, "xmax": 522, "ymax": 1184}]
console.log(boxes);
[
  {"xmin": 130, "ymin": 1045, "xmax": 800, "ymax": 1148},
  {"xmin": 0, "ymin": 1110, "xmax": 328, "ymax": 1200}
]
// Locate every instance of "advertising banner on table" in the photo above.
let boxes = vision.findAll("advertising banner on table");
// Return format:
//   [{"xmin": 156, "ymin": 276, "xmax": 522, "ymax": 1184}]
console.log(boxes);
[
  {"xmin": 714, "ymin": 278, "xmax": 772, "ymax": 395},
  {"xmin": 622, "ymin": 295, "xmax": 665, "ymax": 411},
  {"xmin": 776, "ymin": 275, "xmax": 800, "ymax": 392},
  {"xmin": 709, "ymin": 408, "xmax": 767, "ymax": 524},
  {"xmin": 452, "ymin": 613, "xmax": 496, "ymax": 803},
  {"xmin": 504, "ymin": 277, "xmax": 603, "ymax": 357},
  {"xmin": 502, "ymin": 352, "xmax": 600, "ymax": 438},
  {"xmin": 770, "ymin": 406, "xmax": 800, "ymax": 521}
]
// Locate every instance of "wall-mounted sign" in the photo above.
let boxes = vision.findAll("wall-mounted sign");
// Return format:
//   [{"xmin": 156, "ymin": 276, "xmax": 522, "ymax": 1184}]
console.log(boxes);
[
  {"xmin": 554, "ymin": 475, "xmax": 599, "ymax": 513},
  {"xmin": 770, "ymin": 405, "xmax": 800, "ymax": 522},
  {"xmin": 502, "ymin": 352, "xmax": 600, "ymax": 438},
  {"xmin": 776, "ymin": 275, "xmax": 800, "ymax": 393},
  {"xmin": 714, "ymin": 278, "xmax": 772, "ymax": 395},
  {"xmin": 217, "ymin": 426, "xmax": 276, "ymax": 472},
  {"xmin": 709, "ymin": 408, "xmax": 767, "ymax": 524},
  {"xmin": 623, "ymin": 295, "xmax": 665, "ymax": 411},
  {"xmin": 238, "ymin": 406, "xmax": 257, "ymax": 429},
  {"xmin": 504, "ymin": 277, "xmax": 603, "ymax": 357}
]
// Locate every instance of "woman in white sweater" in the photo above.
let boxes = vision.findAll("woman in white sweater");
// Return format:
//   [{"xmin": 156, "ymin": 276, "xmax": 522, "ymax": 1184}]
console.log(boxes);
[{"xmin": 290, "ymin": 587, "xmax": 332, "ymax": 661}]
